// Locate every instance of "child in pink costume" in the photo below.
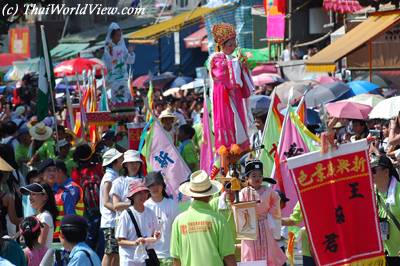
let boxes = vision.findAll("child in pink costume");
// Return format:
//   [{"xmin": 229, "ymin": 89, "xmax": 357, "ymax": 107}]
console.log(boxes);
[
  {"xmin": 210, "ymin": 23, "xmax": 255, "ymax": 151},
  {"xmin": 239, "ymin": 160, "xmax": 287, "ymax": 266}
]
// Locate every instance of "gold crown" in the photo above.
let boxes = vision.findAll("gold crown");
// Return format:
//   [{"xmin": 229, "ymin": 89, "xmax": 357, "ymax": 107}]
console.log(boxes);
[{"xmin": 212, "ymin": 23, "xmax": 236, "ymax": 46}]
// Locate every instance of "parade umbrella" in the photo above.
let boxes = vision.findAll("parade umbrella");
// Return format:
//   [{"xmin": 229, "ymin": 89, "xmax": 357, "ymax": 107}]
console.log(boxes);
[
  {"xmin": 344, "ymin": 93, "xmax": 385, "ymax": 107},
  {"xmin": 251, "ymin": 64, "xmax": 278, "ymax": 75},
  {"xmin": 252, "ymin": 73, "xmax": 284, "ymax": 86},
  {"xmin": 0, "ymin": 53, "xmax": 27, "ymax": 67},
  {"xmin": 369, "ymin": 96, "xmax": 400, "ymax": 119},
  {"xmin": 250, "ymin": 95, "xmax": 271, "ymax": 116},
  {"xmin": 346, "ymin": 81, "xmax": 380, "ymax": 96},
  {"xmin": 303, "ymin": 73, "xmax": 329, "ymax": 81},
  {"xmin": 163, "ymin": 87, "xmax": 181, "ymax": 97},
  {"xmin": 354, "ymin": 73, "xmax": 393, "ymax": 88},
  {"xmin": 54, "ymin": 58, "xmax": 105, "ymax": 78},
  {"xmin": 315, "ymin": 76, "xmax": 341, "ymax": 84},
  {"xmin": 275, "ymin": 81, "xmax": 317, "ymax": 105},
  {"xmin": 133, "ymin": 74, "xmax": 149, "ymax": 88},
  {"xmin": 144, "ymin": 72, "xmax": 176, "ymax": 89},
  {"xmin": 326, "ymin": 101, "xmax": 372, "ymax": 120},
  {"xmin": 181, "ymin": 79, "xmax": 205, "ymax": 90},
  {"xmin": 169, "ymin": 76, "xmax": 193, "ymax": 88},
  {"xmin": 305, "ymin": 82, "xmax": 350, "ymax": 107},
  {"xmin": 280, "ymin": 107, "xmax": 321, "ymax": 125}
]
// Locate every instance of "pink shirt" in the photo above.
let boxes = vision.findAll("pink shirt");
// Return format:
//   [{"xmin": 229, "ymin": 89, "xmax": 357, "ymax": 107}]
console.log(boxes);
[{"xmin": 24, "ymin": 245, "xmax": 48, "ymax": 266}]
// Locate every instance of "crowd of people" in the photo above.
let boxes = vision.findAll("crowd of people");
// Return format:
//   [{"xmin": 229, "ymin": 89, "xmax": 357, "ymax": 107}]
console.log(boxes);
[{"xmin": 0, "ymin": 21, "xmax": 400, "ymax": 266}]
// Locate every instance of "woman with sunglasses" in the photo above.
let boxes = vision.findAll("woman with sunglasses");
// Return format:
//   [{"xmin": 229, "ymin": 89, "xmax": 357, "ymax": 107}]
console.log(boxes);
[
  {"xmin": 371, "ymin": 155, "xmax": 400, "ymax": 265},
  {"xmin": 20, "ymin": 183, "xmax": 58, "ymax": 249}
]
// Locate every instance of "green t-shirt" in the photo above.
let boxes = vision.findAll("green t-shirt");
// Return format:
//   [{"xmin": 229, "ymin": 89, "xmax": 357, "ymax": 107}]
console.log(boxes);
[
  {"xmin": 193, "ymin": 123, "xmax": 203, "ymax": 150},
  {"xmin": 290, "ymin": 202, "xmax": 311, "ymax": 257},
  {"xmin": 180, "ymin": 140, "xmax": 199, "ymax": 172},
  {"xmin": 377, "ymin": 181, "xmax": 400, "ymax": 256},
  {"xmin": 209, "ymin": 196, "xmax": 237, "ymax": 241},
  {"xmin": 15, "ymin": 144, "xmax": 29, "ymax": 164},
  {"xmin": 170, "ymin": 200, "xmax": 236, "ymax": 266},
  {"xmin": 38, "ymin": 139, "xmax": 56, "ymax": 160}
]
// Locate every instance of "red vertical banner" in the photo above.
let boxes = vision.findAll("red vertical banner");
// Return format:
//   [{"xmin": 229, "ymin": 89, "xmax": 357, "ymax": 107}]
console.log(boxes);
[
  {"xmin": 9, "ymin": 27, "xmax": 30, "ymax": 58},
  {"xmin": 127, "ymin": 122, "xmax": 146, "ymax": 150},
  {"xmin": 287, "ymin": 140, "xmax": 385, "ymax": 265}
]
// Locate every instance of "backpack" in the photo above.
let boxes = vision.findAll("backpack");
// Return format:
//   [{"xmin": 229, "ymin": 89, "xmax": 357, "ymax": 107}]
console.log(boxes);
[{"xmin": 79, "ymin": 167, "xmax": 101, "ymax": 215}]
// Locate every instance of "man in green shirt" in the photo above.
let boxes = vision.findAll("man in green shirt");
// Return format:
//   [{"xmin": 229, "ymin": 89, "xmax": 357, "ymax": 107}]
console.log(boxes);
[
  {"xmin": 177, "ymin": 125, "xmax": 199, "ymax": 172},
  {"xmin": 171, "ymin": 170, "xmax": 236, "ymax": 266}
]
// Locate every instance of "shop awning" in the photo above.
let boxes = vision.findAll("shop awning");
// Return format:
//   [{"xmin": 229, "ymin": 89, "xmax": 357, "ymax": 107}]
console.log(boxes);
[
  {"xmin": 306, "ymin": 11, "xmax": 400, "ymax": 72},
  {"xmin": 50, "ymin": 43, "xmax": 90, "ymax": 61},
  {"xmin": 127, "ymin": 7, "xmax": 219, "ymax": 44},
  {"xmin": 184, "ymin": 27, "xmax": 207, "ymax": 48}
]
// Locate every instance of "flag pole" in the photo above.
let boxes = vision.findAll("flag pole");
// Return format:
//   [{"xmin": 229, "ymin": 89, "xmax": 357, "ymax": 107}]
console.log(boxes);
[
  {"xmin": 40, "ymin": 25, "xmax": 60, "ymax": 150},
  {"xmin": 63, "ymin": 76, "xmax": 75, "ymax": 130}
]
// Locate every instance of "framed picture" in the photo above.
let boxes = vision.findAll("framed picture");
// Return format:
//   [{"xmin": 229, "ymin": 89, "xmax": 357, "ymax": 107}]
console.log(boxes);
[{"xmin": 232, "ymin": 201, "xmax": 257, "ymax": 240}]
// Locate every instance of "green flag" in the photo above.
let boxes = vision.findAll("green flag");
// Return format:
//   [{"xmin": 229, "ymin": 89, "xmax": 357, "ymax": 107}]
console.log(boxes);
[{"xmin": 37, "ymin": 26, "xmax": 55, "ymax": 121}]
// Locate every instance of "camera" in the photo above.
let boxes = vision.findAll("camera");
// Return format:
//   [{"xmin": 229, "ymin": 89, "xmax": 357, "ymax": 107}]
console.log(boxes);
[{"xmin": 370, "ymin": 129, "xmax": 381, "ymax": 139}]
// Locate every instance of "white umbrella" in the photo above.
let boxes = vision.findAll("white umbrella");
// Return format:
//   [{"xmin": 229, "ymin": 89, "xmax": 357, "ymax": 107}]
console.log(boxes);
[
  {"xmin": 163, "ymin": 87, "xmax": 181, "ymax": 97},
  {"xmin": 341, "ymin": 93, "xmax": 385, "ymax": 108},
  {"xmin": 369, "ymin": 96, "xmax": 400, "ymax": 119},
  {"xmin": 181, "ymin": 79, "xmax": 205, "ymax": 90}
]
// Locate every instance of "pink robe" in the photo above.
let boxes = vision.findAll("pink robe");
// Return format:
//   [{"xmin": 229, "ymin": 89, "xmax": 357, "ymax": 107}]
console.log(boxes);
[
  {"xmin": 210, "ymin": 52, "xmax": 254, "ymax": 151},
  {"xmin": 239, "ymin": 186, "xmax": 287, "ymax": 266}
]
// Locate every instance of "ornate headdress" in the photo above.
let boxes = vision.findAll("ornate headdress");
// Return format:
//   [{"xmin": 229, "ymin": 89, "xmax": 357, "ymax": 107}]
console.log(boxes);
[{"xmin": 212, "ymin": 23, "xmax": 236, "ymax": 46}]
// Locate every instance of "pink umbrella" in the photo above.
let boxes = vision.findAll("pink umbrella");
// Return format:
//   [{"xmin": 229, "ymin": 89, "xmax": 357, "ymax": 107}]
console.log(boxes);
[
  {"xmin": 326, "ymin": 102, "xmax": 372, "ymax": 120},
  {"xmin": 251, "ymin": 64, "xmax": 278, "ymax": 75},
  {"xmin": 316, "ymin": 76, "xmax": 341, "ymax": 84},
  {"xmin": 252, "ymin": 73, "xmax": 283, "ymax": 86}
]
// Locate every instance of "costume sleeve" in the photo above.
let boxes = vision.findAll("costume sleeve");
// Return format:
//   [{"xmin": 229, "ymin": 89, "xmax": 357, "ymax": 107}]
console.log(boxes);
[
  {"xmin": 268, "ymin": 190, "xmax": 282, "ymax": 240},
  {"xmin": 102, "ymin": 47, "xmax": 113, "ymax": 71},
  {"xmin": 211, "ymin": 55, "xmax": 233, "ymax": 89},
  {"xmin": 125, "ymin": 51, "xmax": 136, "ymax": 65},
  {"xmin": 230, "ymin": 58, "xmax": 243, "ymax": 87}
]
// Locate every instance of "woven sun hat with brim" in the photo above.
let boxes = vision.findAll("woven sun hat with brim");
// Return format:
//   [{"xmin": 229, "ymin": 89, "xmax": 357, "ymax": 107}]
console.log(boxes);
[
  {"xmin": 127, "ymin": 180, "xmax": 150, "ymax": 199},
  {"xmin": 102, "ymin": 148, "xmax": 123, "ymax": 167},
  {"xmin": 159, "ymin": 109, "xmax": 177, "ymax": 120},
  {"xmin": 179, "ymin": 170, "xmax": 222, "ymax": 198},
  {"xmin": 122, "ymin": 150, "xmax": 143, "ymax": 165},
  {"xmin": 0, "ymin": 156, "xmax": 14, "ymax": 172},
  {"xmin": 29, "ymin": 122, "xmax": 53, "ymax": 141}
]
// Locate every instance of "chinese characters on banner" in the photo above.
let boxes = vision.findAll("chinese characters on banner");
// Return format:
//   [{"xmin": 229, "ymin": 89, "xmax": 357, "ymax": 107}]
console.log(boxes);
[{"xmin": 287, "ymin": 140, "xmax": 385, "ymax": 265}]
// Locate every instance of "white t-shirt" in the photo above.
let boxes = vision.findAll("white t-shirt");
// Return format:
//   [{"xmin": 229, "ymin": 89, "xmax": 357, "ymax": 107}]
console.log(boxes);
[
  {"xmin": 110, "ymin": 176, "xmax": 142, "ymax": 217},
  {"xmin": 37, "ymin": 211, "xmax": 54, "ymax": 248},
  {"xmin": 144, "ymin": 198, "xmax": 179, "ymax": 258},
  {"xmin": 115, "ymin": 206, "xmax": 158, "ymax": 266},
  {"xmin": 100, "ymin": 168, "xmax": 119, "ymax": 228}
]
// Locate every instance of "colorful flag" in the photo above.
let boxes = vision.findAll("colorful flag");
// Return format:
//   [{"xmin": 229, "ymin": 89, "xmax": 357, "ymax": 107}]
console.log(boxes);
[
  {"xmin": 287, "ymin": 140, "xmax": 385, "ymax": 266},
  {"xmin": 259, "ymin": 91, "xmax": 284, "ymax": 177},
  {"xmin": 273, "ymin": 106, "xmax": 320, "ymax": 217},
  {"xmin": 296, "ymin": 96, "xmax": 307, "ymax": 124},
  {"xmin": 200, "ymin": 90, "xmax": 213, "ymax": 174},
  {"xmin": 37, "ymin": 27, "xmax": 55, "ymax": 121},
  {"xmin": 142, "ymin": 120, "xmax": 191, "ymax": 199},
  {"xmin": 146, "ymin": 80, "xmax": 154, "ymax": 122}
]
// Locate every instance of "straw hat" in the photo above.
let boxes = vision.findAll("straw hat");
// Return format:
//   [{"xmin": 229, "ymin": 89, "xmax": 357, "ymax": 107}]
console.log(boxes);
[
  {"xmin": 29, "ymin": 122, "xmax": 53, "ymax": 141},
  {"xmin": 127, "ymin": 180, "xmax": 150, "ymax": 198},
  {"xmin": 159, "ymin": 109, "xmax": 176, "ymax": 120},
  {"xmin": 122, "ymin": 150, "xmax": 143, "ymax": 165},
  {"xmin": 102, "ymin": 148, "xmax": 123, "ymax": 167},
  {"xmin": 0, "ymin": 156, "xmax": 14, "ymax": 172},
  {"xmin": 179, "ymin": 170, "xmax": 222, "ymax": 198}
]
